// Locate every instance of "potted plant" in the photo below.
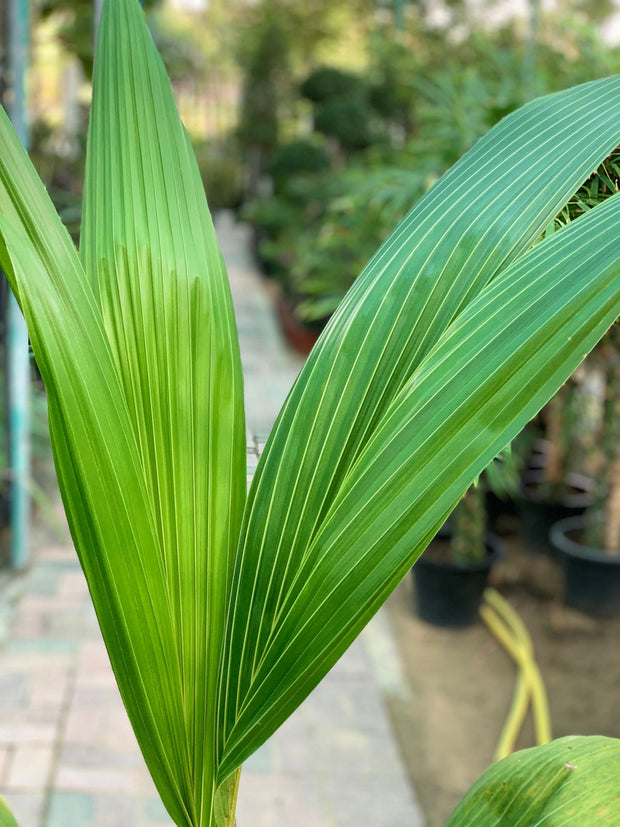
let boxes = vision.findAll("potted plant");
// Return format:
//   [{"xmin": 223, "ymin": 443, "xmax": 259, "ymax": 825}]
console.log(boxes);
[
  {"xmin": 1, "ymin": 1, "xmax": 620, "ymax": 822},
  {"xmin": 412, "ymin": 460, "xmax": 511, "ymax": 627},
  {"xmin": 516, "ymin": 150, "xmax": 620, "ymax": 553},
  {"xmin": 517, "ymin": 376, "xmax": 595, "ymax": 553},
  {"xmin": 551, "ymin": 320, "xmax": 620, "ymax": 617}
]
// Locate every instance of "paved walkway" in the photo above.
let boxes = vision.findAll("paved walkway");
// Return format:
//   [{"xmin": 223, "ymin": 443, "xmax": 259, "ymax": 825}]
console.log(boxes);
[{"xmin": 0, "ymin": 215, "xmax": 424, "ymax": 827}]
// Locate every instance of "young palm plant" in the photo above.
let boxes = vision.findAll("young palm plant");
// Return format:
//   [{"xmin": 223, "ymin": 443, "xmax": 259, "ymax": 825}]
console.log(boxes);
[
  {"xmin": 574, "ymin": 151, "xmax": 620, "ymax": 553},
  {"xmin": 588, "ymin": 320, "xmax": 620, "ymax": 552},
  {"xmin": 0, "ymin": 0, "xmax": 619, "ymax": 824}
]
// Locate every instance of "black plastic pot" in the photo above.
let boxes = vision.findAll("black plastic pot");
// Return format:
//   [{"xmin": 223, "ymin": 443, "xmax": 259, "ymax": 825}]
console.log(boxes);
[
  {"xmin": 517, "ymin": 470, "xmax": 594, "ymax": 555},
  {"xmin": 485, "ymin": 489, "xmax": 518, "ymax": 536},
  {"xmin": 412, "ymin": 535, "xmax": 502, "ymax": 628},
  {"xmin": 550, "ymin": 516, "xmax": 620, "ymax": 618},
  {"xmin": 525, "ymin": 438, "xmax": 552, "ymax": 472}
]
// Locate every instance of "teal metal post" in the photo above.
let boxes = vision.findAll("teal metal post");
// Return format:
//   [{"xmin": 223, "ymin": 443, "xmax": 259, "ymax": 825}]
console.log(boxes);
[
  {"xmin": 393, "ymin": 0, "xmax": 406, "ymax": 31},
  {"xmin": 7, "ymin": 0, "xmax": 31, "ymax": 569},
  {"xmin": 523, "ymin": 0, "xmax": 541, "ymax": 98},
  {"xmin": 94, "ymin": 0, "xmax": 103, "ymax": 47}
]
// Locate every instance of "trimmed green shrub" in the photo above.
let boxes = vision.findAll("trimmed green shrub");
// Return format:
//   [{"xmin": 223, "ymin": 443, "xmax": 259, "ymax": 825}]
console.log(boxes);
[
  {"xmin": 314, "ymin": 98, "xmax": 376, "ymax": 151},
  {"xmin": 300, "ymin": 66, "xmax": 367, "ymax": 104},
  {"xmin": 271, "ymin": 140, "xmax": 331, "ymax": 187},
  {"xmin": 193, "ymin": 140, "xmax": 244, "ymax": 211}
]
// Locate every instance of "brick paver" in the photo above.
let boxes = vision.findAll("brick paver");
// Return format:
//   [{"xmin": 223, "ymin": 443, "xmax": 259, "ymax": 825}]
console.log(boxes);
[{"xmin": 0, "ymin": 215, "xmax": 423, "ymax": 826}]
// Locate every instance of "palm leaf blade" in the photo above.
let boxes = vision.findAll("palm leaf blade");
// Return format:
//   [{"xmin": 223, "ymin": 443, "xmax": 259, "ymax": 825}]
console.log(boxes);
[
  {"xmin": 218, "ymin": 80, "xmax": 620, "ymax": 777},
  {"xmin": 447, "ymin": 736, "xmax": 620, "ymax": 825},
  {"xmin": 82, "ymin": 0, "xmax": 246, "ymax": 818},
  {"xmin": 0, "ymin": 797, "xmax": 18, "ymax": 827},
  {"xmin": 2, "ymin": 0, "xmax": 245, "ymax": 820},
  {"xmin": 0, "ymin": 195, "xmax": 189, "ymax": 822},
  {"xmin": 81, "ymin": 0, "xmax": 246, "ymax": 819}
]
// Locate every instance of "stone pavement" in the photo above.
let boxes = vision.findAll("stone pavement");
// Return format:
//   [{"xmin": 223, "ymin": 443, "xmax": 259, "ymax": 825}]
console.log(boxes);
[{"xmin": 0, "ymin": 215, "xmax": 424, "ymax": 827}]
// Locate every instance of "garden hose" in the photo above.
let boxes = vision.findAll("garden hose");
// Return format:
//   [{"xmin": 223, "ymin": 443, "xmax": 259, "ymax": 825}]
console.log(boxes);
[{"xmin": 479, "ymin": 588, "xmax": 552, "ymax": 761}]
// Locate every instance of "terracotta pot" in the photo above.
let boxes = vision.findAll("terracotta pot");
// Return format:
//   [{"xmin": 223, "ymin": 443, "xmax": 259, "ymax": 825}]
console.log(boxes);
[{"xmin": 275, "ymin": 296, "xmax": 324, "ymax": 355}]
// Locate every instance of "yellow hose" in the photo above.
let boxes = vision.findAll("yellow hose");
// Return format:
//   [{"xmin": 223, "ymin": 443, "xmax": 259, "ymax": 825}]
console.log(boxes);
[
  {"xmin": 480, "ymin": 588, "xmax": 552, "ymax": 761},
  {"xmin": 484, "ymin": 587, "xmax": 552, "ymax": 749}
]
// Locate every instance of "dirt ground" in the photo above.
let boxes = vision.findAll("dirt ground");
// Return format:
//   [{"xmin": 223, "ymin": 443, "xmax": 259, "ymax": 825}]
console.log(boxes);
[{"xmin": 385, "ymin": 528, "xmax": 620, "ymax": 827}]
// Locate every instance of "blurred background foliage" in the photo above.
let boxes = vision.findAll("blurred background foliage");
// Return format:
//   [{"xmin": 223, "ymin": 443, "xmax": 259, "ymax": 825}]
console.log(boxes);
[
  {"xmin": 240, "ymin": 1, "xmax": 620, "ymax": 326},
  {"xmin": 0, "ymin": 0, "xmax": 618, "ymax": 572},
  {"xmin": 3, "ymin": 0, "xmax": 620, "ymax": 322}
]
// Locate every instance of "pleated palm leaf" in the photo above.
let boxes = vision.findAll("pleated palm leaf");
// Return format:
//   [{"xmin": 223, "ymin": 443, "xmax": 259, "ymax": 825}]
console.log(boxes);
[
  {"xmin": 0, "ymin": 0, "xmax": 619, "ymax": 824},
  {"xmin": 1, "ymin": 0, "xmax": 245, "ymax": 821}
]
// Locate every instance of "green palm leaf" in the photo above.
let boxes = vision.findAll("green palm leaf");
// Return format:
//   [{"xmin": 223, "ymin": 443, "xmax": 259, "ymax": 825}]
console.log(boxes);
[
  {"xmin": 81, "ymin": 0, "xmax": 246, "ymax": 818},
  {"xmin": 1, "ymin": 0, "xmax": 244, "ymax": 822},
  {"xmin": 217, "ymin": 78, "xmax": 620, "ymax": 778},
  {"xmin": 0, "ymin": 148, "xmax": 188, "ymax": 821},
  {"xmin": 448, "ymin": 736, "xmax": 620, "ymax": 825},
  {"xmin": 0, "ymin": 797, "xmax": 18, "ymax": 827},
  {"xmin": 2, "ymin": 0, "xmax": 620, "ymax": 822}
]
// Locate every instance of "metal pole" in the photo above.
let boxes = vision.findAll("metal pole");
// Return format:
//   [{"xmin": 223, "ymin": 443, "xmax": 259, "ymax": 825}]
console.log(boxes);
[
  {"xmin": 7, "ymin": 0, "xmax": 31, "ymax": 570},
  {"xmin": 94, "ymin": 0, "xmax": 103, "ymax": 50},
  {"xmin": 523, "ymin": 0, "xmax": 541, "ymax": 99}
]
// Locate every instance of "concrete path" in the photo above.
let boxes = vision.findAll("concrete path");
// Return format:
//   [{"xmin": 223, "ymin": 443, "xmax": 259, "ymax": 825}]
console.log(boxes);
[{"xmin": 0, "ymin": 215, "xmax": 424, "ymax": 827}]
